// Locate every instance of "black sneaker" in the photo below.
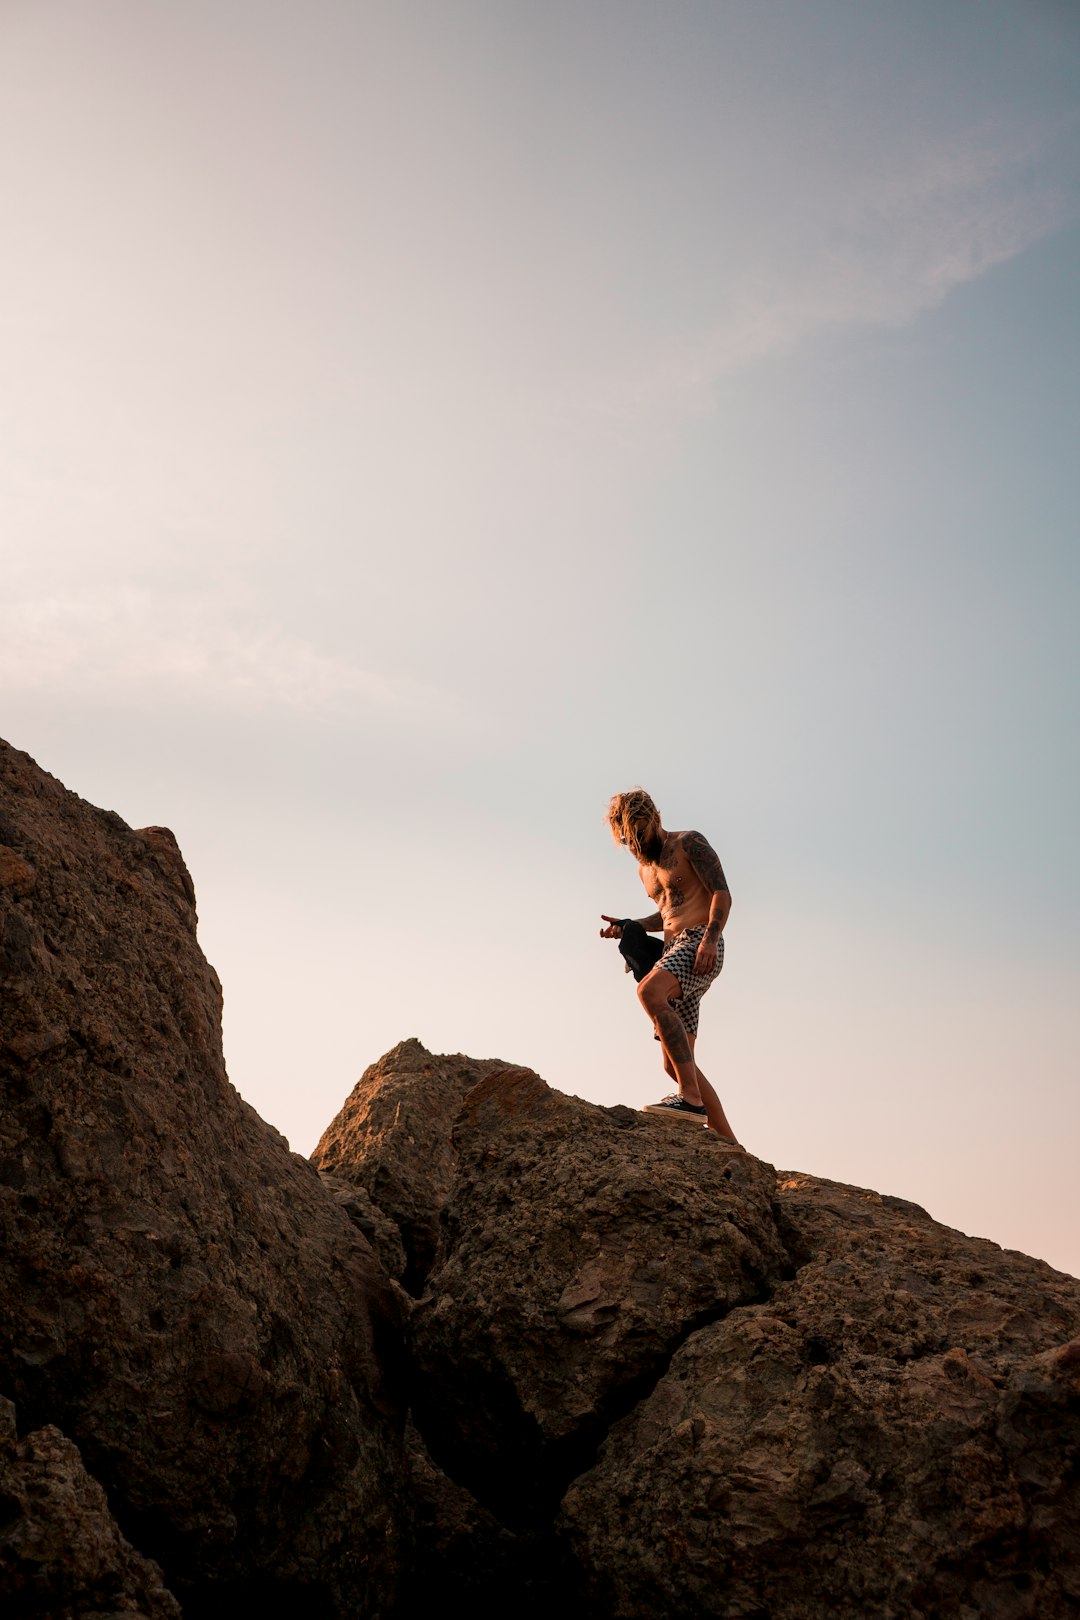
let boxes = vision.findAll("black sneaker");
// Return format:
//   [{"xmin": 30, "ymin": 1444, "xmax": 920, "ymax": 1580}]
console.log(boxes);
[{"xmin": 642, "ymin": 1094, "xmax": 707, "ymax": 1122}]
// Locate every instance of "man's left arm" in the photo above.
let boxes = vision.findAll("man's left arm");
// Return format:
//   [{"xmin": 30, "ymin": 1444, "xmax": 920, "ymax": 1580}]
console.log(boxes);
[{"xmin": 683, "ymin": 831, "xmax": 731, "ymax": 975}]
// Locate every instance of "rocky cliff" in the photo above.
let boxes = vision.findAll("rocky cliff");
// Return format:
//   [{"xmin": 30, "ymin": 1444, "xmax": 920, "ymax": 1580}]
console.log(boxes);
[
  {"xmin": 0, "ymin": 739, "xmax": 407, "ymax": 1617},
  {"xmin": 3, "ymin": 736, "xmax": 1078, "ymax": 1618}
]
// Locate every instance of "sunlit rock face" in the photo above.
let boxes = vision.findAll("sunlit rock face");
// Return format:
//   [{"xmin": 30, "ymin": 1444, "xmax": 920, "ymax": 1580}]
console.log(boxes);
[
  {"xmin": 3, "ymin": 733, "xmax": 1079, "ymax": 1619},
  {"xmin": 312, "ymin": 1035, "xmax": 509, "ymax": 1293},
  {"xmin": 0, "ymin": 737, "xmax": 408, "ymax": 1618}
]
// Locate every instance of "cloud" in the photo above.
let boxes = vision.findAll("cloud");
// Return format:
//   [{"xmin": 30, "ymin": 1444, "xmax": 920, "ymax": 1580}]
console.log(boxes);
[
  {"xmin": 0, "ymin": 586, "xmax": 459, "ymax": 727},
  {"xmin": 615, "ymin": 115, "xmax": 1079, "ymax": 418}
]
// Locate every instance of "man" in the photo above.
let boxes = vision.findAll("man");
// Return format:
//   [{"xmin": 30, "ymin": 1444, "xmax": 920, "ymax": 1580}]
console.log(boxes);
[{"xmin": 600, "ymin": 787, "xmax": 741, "ymax": 1147}]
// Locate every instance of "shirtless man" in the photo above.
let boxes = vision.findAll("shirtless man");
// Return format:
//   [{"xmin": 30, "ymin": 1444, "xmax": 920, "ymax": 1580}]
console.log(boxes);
[{"xmin": 600, "ymin": 787, "xmax": 741, "ymax": 1146}]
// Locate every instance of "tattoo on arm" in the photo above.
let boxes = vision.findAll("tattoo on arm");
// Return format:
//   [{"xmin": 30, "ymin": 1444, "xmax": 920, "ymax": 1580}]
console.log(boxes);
[{"xmin": 683, "ymin": 831, "xmax": 729, "ymax": 895}]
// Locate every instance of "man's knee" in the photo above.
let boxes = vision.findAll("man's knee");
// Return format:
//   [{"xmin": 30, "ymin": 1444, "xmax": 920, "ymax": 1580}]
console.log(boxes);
[
  {"xmin": 638, "ymin": 971, "xmax": 679, "ymax": 1017},
  {"xmin": 637, "ymin": 979, "xmax": 661, "ymax": 1016}
]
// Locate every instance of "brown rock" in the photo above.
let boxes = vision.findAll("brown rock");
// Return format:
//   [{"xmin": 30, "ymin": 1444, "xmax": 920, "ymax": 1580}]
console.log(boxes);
[
  {"xmin": 0, "ymin": 1396, "xmax": 181, "ymax": 1619},
  {"xmin": 559, "ymin": 1172, "xmax": 1080, "ymax": 1618},
  {"xmin": 0, "ymin": 738, "xmax": 407, "ymax": 1616},
  {"xmin": 334, "ymin": 1043, "xmax": 1080, "ymax": 1613},
  {"xmin": 410, "ymin": 1063, "xmax": 787, "ymax": 1528},
  {"xmin": 312, "ymin": 1036, "xmax": 508, "ymax": 1290},
  {"xmin": 0, "ymin": 845, "xmax": 37, "ymax": 895},
  {"xmin": 135, "ymin": 826, "xmax": 196, "ymax": 906},
  {"xmin": 8, "ymin": 725, "xmax": 1079, "ymax": 1617},
  {"xmin": 319, "ymin": 1167, "xmax": 409, "ymax": 1281}
]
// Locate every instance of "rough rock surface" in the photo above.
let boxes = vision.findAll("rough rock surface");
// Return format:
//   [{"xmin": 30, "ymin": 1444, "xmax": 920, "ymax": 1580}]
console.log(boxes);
[
  {"xmin": 318, "ymin": 1167, "xmax": 409, "ymax": 1283},
  {"xmin": 0, "ymin": 739, "xmax": 407, "ymax": 1616},
  {"xmin": 409, "ymin": 1064, "xmax": 788, "ymax": 1528},
  {"xmin": 334, "ymin": 1047, "xmax": 1080, "ymax": 1616},
  {"xmin": 0, "ymin": 1395, "xmax": 181, "ymax": 1619},
  {"xmin": 312, "ymin": 1037, "xmax": 507, "ymax": 1291},
  {"xmin": 560, "ymin": 1173, "xmax": 1080, "ymax": 1618}
]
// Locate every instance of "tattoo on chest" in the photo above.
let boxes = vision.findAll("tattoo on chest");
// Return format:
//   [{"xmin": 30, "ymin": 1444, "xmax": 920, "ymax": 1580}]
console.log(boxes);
[
  {"xmin": 646, "ymin": 835, "xmax": 685, "ymax": 908},
  {"xmin": 647, "ymin": 873, "xmax": 685, "ymax": 907}
]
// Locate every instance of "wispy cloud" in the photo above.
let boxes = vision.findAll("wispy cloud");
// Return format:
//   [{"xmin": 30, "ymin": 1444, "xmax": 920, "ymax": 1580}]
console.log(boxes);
[
  {"xmin": 601, "ymin": 115, "xmax": 1079, "ymax": 421},
  {"xmin": 0, "ymin": 587, "xmax": 458, "ymax": 727}
]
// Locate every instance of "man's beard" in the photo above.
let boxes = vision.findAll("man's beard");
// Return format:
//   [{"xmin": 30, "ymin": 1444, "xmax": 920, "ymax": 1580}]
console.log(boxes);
[{"xmin": 637, "ymin": 825, "xmax": 664, "ymax": 863}]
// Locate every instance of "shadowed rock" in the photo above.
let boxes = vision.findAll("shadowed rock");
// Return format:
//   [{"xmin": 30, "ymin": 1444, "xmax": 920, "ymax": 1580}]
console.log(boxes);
[
  {"xmin": 0, "ymin": 1395, "xmax": 181, "ymax": 1620},
  {"xmin": 410, "ymin": 1063, "xmax": 788, "ymax": 1528},
  {"xmin": 0, "ymin": 738, "xmax": 407, "ymax": 1617},
  {"xmin": 559, "ymin": 1173, "xmax": 1080, "ymax": 1618}
]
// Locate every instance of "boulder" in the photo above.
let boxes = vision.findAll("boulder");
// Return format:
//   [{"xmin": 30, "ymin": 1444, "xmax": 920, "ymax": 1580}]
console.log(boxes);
[
  {"xmin": 312, "ymin": 1037, "xmax": 507, "ymax": 1291},
  {"xmin": 0, "ymin": 1395, "xmax": 180, "ymax": 1620},
  {"xmin": 559, "ymin": 1173, "xmax": 1080, "ymax": 1618},
  {"xmin": 0, "ymin": 739, "xmax": 407, "ymax": 1616},
  {"xmin": 409, "ymin": 1064, "xmax": 788, "ymax": 1528}
]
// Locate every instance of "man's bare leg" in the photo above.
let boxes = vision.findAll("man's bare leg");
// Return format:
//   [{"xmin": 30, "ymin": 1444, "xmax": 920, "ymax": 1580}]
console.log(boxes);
[
  {"xmin": 641, "ymin": 969, "xmax": 739, "ymax": 1143},
  {"xmin": 658, "ymin": 1042, "xmax": 703, "ymax": 1107},
  {"xmin": 686, "ymin": 1040, "xmax": 740, "ymax": 1143},
  {"xmin": 653, "ymin": 1009, "xmax": 739, "ymax": 1140}
]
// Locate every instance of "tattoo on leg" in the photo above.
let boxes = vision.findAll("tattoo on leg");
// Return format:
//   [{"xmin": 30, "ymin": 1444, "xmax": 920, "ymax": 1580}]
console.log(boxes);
[{"xmin": 655, "ymin": 1008, "xmax": 691, "ymax": 1064}]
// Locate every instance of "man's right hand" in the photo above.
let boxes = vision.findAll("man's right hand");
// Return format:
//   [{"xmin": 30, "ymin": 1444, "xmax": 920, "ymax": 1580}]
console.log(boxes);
[{"xmin": 599, "ymin": 914, "xmax": 625, "ymax": 939}]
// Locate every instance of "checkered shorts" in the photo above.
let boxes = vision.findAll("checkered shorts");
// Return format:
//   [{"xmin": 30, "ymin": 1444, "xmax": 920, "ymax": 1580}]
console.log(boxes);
[{"xmin": 656, "ymin": 926, "xmax": 724, "ymax": 1037}]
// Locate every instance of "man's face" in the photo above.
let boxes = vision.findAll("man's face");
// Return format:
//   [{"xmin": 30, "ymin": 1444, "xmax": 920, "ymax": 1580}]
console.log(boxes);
[{"xmin": 632, "ymin": 810, "xmax": 663, "ymax": 863}]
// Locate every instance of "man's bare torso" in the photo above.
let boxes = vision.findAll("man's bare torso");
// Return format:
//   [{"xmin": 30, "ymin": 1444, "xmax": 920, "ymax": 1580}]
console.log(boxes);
[{"xmin": 640, "ymin": 830, "xmax": 730, "ymax": 940}]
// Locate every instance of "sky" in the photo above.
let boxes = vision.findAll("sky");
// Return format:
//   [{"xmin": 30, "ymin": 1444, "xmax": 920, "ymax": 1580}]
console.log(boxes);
[{"xmin": 2, "ymin": 0, "xmax": 1078, "ymax": 1275}]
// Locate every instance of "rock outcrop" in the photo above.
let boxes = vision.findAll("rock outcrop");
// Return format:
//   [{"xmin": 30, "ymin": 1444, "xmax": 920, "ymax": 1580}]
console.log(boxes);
[
  {"xmin": 3, "ymin": 734, "xmax": 1079, "ymax": 1618},
  {"xmin": 323, "ymin": 1046, "xmax": 1080, "ymax": 1617},
  {"xmin": 0, "ymin": 739, "xmax": 407, "ymax": 1617},
  {"xmin": 410, "ymin": 1066, "xmax": 786, "ymax": 1527},
  {"xmin": 561, "ymin": 1173, "xmax": 1080, "ymax": 1618},
  {"xmin": 312, "ymin": 1037, "xmax": 507, "ymax": 1291},
  {"xmin": 0, "ymin": 1395, "xmax": 181, "ymax": 1620}
]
